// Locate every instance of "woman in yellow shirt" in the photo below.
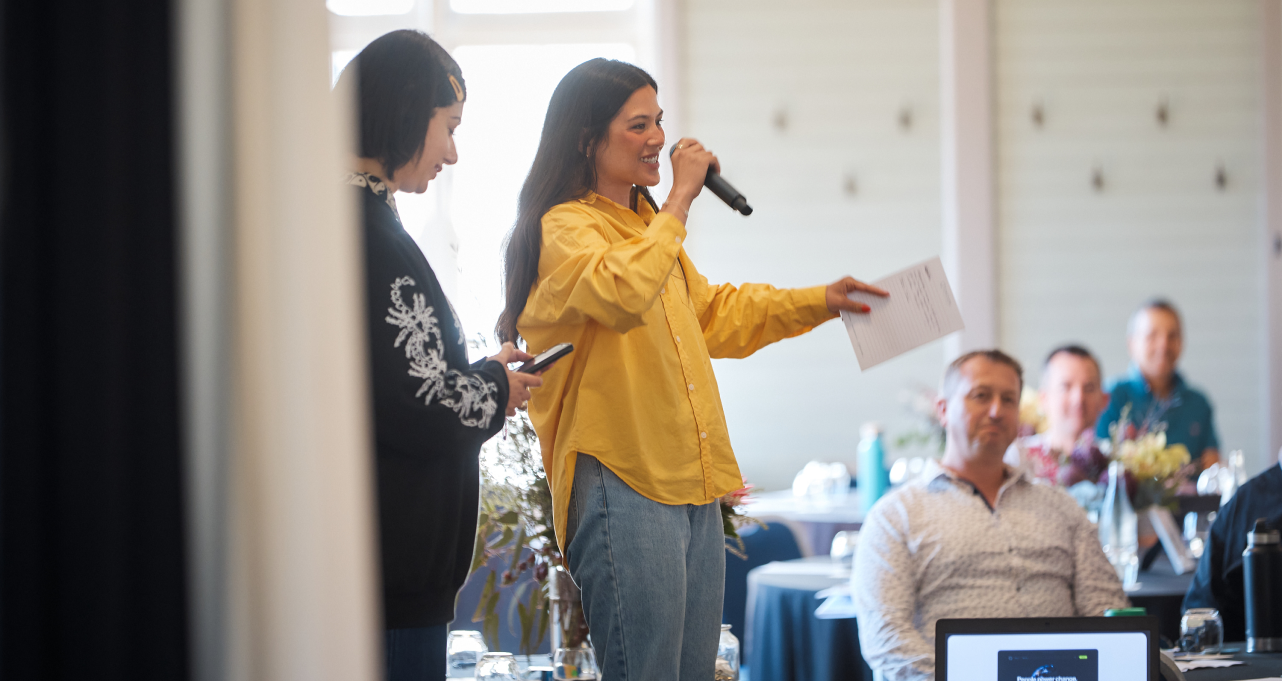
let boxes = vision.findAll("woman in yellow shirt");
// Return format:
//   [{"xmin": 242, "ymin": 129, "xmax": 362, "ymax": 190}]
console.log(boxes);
[{"xmin": 496, "ymin": 58, "xmax": 885, "ymax": 679}]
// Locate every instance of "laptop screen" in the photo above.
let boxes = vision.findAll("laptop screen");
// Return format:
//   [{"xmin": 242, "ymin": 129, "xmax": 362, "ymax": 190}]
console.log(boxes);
[{"xmin": 937, "ymin": 618, "xmax": 1156, "ymax": 681}]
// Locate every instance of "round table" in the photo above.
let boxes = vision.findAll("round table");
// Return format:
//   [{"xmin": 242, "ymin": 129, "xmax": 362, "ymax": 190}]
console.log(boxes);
[
  {"xmin": 745, "ymin": 560, "xmax": 872, "ymax": 681},
  {"xmin": 743, "ymin": 490, "xmax": 863, "ymax": 557},
  {"xmin": 1128, "ymin": 553, "xmax": 1195, "ymax": 643}
]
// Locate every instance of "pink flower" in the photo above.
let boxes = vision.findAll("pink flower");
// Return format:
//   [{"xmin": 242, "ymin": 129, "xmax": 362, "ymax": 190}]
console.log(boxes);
[{"xmin": 723, "ymin": 476, "xmax": 755, "ymax": 508}]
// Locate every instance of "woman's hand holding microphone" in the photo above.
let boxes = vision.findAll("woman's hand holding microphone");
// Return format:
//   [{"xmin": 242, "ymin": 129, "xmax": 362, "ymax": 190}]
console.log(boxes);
[
  {"xmin": 488, "ymin": 342, "xmax": 544, "ymax": 417},
  {"xmin": 662, "ymin": 137, "xmax": 719, "ymax": 223}
]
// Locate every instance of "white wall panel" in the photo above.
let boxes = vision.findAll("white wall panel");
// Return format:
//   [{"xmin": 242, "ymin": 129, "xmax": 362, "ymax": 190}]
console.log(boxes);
[
  {"xmin": 995, "ymin": 0, "xmax": 1267, "ymax": 470},
  {"xmin": 683, "ymin": 0, "xmax": 942, "ymax": 491}
]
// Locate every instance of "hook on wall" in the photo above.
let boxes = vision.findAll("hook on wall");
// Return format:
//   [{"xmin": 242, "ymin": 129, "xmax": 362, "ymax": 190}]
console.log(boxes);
[
  {"xmin": 843, "ymin": 173, "xmax": 858, "ymax": 197},
  {"xmin": 898, "ymin": 106, "xmax": 913, "ymax": 132},
  {"xmin": 1091, "ymin": 166, "xmax": 1105, "ymax": 193},
  {"xmin": 772, "ymin": 107, "xmax": 789, "ymax": 133},
  {"xmin": 1031, "ymin": 100, "xmax": 1045, "ymax": 129},
  {"xmin": 1156, "ymin": 96, "xmax": 1170, "ymax": 128},
  {"xmin": 1215, "ymin": 163, "xmax": 1228, "ymax": 191}
]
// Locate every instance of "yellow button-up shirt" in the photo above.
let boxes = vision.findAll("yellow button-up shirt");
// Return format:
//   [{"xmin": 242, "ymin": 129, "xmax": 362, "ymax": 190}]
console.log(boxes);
[{"xmin": 517, "ymin": 192, "xmax": 835, "ymax": 551}]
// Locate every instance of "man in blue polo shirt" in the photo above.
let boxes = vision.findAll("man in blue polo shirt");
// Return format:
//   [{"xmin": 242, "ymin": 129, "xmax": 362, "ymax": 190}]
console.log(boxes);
[{"xmin": 1096, "ymin": 299, "xmax": 1220, "ymax": 469}]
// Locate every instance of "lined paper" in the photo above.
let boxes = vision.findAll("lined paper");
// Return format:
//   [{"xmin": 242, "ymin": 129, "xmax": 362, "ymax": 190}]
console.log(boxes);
[{"xmin": 840, "ymin": 256, "xmax": 964, "ymax": 370}]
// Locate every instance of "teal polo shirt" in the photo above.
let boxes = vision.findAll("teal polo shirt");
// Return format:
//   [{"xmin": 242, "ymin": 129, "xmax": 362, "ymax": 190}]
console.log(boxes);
[{"xmin": 1095, "ymin": 366, "xmax": 1220, "ymax": 461}]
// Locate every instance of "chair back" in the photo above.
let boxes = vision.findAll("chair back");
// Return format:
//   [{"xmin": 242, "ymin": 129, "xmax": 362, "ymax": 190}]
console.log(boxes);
[{"xmin": 722, "ymin": 517, "xmax": 804, "ymax": 642}]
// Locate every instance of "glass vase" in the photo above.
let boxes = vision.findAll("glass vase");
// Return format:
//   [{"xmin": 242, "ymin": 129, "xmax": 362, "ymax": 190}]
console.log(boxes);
[
  {"xmin": 716, "ymin": 624, "xmax": 740, "ymax": 681},
  {"xmin": 1099, "ymin": 461, "xmax": 1139, "ymax": 589}
]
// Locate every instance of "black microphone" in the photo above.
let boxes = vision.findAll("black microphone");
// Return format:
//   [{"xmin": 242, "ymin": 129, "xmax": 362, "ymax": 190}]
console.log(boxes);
[{"xmin": 669, "ymin": 143, "xmax": 752, "ymax": 216}]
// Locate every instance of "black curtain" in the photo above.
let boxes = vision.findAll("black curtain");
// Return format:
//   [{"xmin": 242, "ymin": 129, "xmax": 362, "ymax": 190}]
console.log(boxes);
[{"xmin": 0, "ymin": 0, "xmax": 189, "ymax": 678}]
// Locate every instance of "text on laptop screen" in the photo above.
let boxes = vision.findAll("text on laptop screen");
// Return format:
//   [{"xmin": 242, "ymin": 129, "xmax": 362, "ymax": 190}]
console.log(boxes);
[{"xmin": 945, "ymin": 632, "xmax": 1149, "ymax": 681}]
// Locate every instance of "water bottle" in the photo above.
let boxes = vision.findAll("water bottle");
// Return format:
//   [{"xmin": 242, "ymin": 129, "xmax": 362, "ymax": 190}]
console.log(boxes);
[
  {"xmin": 1244, "ymin": 518, "xmax": 1282, "ymax": 653},
  {"xmin": 857, "ymin": 423, "xmax": 889, "ymax": 514},
  {"xmin": 1099, "ymin": 461, "xmax": 1139, "ymax": 589}
]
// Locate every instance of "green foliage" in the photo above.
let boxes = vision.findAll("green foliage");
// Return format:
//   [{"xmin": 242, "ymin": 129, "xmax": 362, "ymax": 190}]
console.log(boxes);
[{"xmin": 469, "ymin": 412, "xmax": 564, "ymax": 654}]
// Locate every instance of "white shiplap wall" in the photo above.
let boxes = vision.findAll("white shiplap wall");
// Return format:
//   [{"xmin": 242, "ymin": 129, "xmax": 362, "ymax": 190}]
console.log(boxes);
[
  {"xmin": 683, "ymin": 0, "xmax": 943, "ymax": 491},
  {"xmin": 994, "ymin": 0, "xmax": 1267, "ymax": 470}
]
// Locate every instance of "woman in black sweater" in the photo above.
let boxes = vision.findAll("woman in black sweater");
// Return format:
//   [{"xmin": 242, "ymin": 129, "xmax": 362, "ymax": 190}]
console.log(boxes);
[{"xmin": 336, "ymin": 31, "xmax": 542, "ymax": 680}]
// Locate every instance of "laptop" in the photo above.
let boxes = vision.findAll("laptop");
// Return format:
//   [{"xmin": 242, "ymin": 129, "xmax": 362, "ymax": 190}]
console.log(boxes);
[{"xmin": 936, "ymin": 616, "xmax": 1159, "ymax": 681}]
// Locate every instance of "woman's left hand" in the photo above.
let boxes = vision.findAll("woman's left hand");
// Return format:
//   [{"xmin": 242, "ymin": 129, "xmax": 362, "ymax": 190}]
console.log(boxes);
[
  {"xmin": 488, "ymin": 342, "xmax": 544, "ymax": 417},
  {"xmin": 824, "ymin": 276, "xmax": 889, "ymax": 315}
]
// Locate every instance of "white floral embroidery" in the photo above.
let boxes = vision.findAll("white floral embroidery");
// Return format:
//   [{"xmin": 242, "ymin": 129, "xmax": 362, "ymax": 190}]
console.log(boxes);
[
  {"xmin": 385, "ymin": 276, "xmax": 499, "ymax": 429},
  {"xmin": 446, "ymin": 299, "xmax": 465, "ymax": 345},
  {"xmin": 345, "ymin": 171, "xmax": 400, "ymax": 215}
]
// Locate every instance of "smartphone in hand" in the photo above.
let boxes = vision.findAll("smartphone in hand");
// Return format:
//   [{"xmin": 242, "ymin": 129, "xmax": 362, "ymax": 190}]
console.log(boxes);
[{"xmin": 517, "ymin": 343, "xmax": 573, "ymax": 374}]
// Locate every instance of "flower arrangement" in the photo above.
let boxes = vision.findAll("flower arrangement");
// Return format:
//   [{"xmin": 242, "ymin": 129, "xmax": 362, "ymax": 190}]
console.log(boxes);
[
  {"xmin": 892, "ymin": 385, "xmax": 945, "ymax": 454},
  {"xmin": 469, "ymin": 411, "xmax": 583, "ymax": 654},
  {"xmin": 1106, "ymin": 404, "xmax": 1193, "ymax": 510},
  {"xmin": 1018, "ymin": 386, "xmax": 1048, "ymax": 437},
  {"xmin": 720, "ymin": 477, "xmax": 761, "ymax": 559}
]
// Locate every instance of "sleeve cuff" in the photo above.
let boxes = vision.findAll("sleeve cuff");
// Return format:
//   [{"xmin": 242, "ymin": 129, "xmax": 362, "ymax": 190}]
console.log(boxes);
[
  {"xmin": 646, "ymin": 210, "xmax": 689, "ymax": 247},
  {"xmin": 794, "ymin": 284, "xmax": 836, "ymax": 326},
  {"xmin": 476, "ymin": 359, "xmax": 509, "ymax": 431}
]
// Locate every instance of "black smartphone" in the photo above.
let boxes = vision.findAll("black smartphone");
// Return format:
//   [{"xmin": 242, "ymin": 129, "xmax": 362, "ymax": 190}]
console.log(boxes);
[{"xmin": 517, "ymin": 342, "xmax": 573, "ymax": 374}]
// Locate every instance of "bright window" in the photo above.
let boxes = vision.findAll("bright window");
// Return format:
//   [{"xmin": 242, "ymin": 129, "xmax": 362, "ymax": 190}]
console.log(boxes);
[
  {"xmin": 328, "ymin": 0, "xmax": 660, "ymax": 359},
  {"xmin": 447, "ymin": 43, "xmax": 637, "ymax": 347},
  {"xmin": 331, "ymin": 49, "xmax": 359, "ymax": 86},
  {"xmin": 450, "ymin": 0, "xmax": 632, "ymax": 13},
  {"xmin": 327, "ymin": 0, "xmax": 415, "ymax": 16}
]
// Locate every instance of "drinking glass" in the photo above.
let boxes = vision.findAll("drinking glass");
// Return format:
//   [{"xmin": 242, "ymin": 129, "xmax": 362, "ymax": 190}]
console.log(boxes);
[
  {"xmin": 446, "ymin": 630, "xmax": 488, "ymax": 678},
  {"xmin": 476, "ymin": 652, "xmax": 522, "ymax": 681},
  {"xmin": 830, "ymin": 531, "xmax": 858, "ymax": 564},
  {"xmin": 1180, "ymin": 608, "xmax": 1224, "ymax": 654},
  {"xmin": 1196, "ymin": 464, "xmax": 1222, "ymax": 496},
  {"xmin": 1183, "ymin": 511, "xmax": 1214, "ymax": 559},
  {"xmin": 552, "ymin": 645, "xmax": 599, "ymax": 680}
]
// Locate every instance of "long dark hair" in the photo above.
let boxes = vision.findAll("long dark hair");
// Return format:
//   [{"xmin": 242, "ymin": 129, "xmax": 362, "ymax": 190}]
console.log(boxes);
[
  {"xmin": 495, "ymin": 59, "xmax": 659, "ymax": 344},
  {"xmin": 337, "ymin": 30, "xmax": 466, "ymax": 181}
]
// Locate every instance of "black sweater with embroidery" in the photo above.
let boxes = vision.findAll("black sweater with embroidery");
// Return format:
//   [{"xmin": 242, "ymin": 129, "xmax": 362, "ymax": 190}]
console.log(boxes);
[{"xmin": 354, "ymin": 174, "xmax": 509, "ymax": 629}]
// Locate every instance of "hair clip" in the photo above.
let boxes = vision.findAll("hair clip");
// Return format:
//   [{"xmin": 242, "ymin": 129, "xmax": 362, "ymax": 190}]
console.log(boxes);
[{"xmin": 448, "ymin": 74, "xmax": 464, "ymax": 102}]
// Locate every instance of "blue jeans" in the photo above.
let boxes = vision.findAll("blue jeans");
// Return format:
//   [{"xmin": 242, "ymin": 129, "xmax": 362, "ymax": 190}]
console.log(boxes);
[
  {"xmin": 385, "ymin": 624, "xmax": 446, "ymax": 681},
  {"xmin": 564, "ymin": 454, "xmax": 726, "ymax": 680}
]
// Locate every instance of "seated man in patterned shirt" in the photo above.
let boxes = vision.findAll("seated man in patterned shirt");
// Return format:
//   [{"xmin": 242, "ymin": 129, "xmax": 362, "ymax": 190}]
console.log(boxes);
[{"xmin": 853, "ymin": 349, "xmax": 1128, "ymax": 681}]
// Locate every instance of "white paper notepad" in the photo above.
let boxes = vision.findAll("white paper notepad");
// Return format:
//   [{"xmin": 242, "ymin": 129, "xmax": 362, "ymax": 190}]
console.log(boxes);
[{"xmin": 840, "ymin": 256, "xmax": 965, "ymax": 370}]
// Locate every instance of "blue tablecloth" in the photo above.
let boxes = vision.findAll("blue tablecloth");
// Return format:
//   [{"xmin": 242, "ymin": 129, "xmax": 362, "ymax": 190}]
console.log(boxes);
[{"xmin": 746, "ymin": 567, "xmax": 872, "ymax": 681}]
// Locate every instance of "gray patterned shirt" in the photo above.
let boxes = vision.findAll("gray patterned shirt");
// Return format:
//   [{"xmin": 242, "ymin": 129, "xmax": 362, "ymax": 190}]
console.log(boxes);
[{"xmin": 852, "ymin": 460, "xmax": 1127, "ymax": 680}]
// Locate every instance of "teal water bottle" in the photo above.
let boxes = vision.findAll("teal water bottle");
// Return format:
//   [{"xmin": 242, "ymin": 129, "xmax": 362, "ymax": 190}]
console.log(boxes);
[{"xmin": 857, "ymin": 423, "xmax": 889, "ymax": 514}]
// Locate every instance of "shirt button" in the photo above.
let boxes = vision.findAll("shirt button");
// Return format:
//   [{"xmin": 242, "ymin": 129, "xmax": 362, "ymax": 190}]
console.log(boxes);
[
  {"xmin": 661, "ymin": 287, "xmax": 666, "ymax": 294},
  {"xmin": 675, "ymin": 336, "xmax": 681, "ymax": 343},
  {"xmin": 688, "ymin": 383, "xmax": 695, "ymax": 391},
  {"xmin": 675, "ymin": 237, "xmax": 681, "ymax": 244},
  {"xmin": 700, "ymin": 432, "xmax": 707, "ymax": 439}
]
